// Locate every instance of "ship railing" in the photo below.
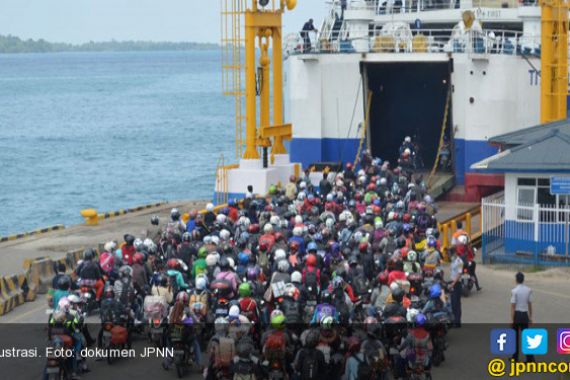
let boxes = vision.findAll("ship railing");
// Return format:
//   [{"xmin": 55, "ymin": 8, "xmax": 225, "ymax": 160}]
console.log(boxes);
[
  {"xmin": 333, "ymin": 0, "xmax": 538, "ymax": 14},
  {"xmin": 294, "ymin": 28, "xmax": 545, "ymax": 57}
]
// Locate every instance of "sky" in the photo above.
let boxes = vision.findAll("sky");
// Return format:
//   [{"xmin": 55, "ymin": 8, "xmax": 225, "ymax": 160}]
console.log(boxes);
[{"xmin": 0, "ymin": 0, "xmax": 326, "ymax": 44}]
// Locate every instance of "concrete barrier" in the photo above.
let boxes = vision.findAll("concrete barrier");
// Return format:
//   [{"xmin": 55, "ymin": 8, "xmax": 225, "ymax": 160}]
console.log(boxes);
[
  {"xmin": 0, "ymin": 275, "xmax": 25, "ymax": 316},
  {"xmin": 0, "ymin": 224, "xmax": 65, "ymax": 243},
  {"xmin": 25, "ymin": 258, "xmax": 56, "ymax": 294}
]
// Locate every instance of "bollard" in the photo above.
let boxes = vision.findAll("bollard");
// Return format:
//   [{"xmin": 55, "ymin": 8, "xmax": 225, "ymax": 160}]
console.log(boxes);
[
  {"xmin": 466, "ymin": 213, "xmax": 472, "ymax": 238},
  {"xmin": 80, "ymin": 209, "xmax": 99, "ymax": 225}
]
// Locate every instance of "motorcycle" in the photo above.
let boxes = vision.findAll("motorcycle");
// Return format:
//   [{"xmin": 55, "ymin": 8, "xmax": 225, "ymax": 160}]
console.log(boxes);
[
  {"xmin": 45, "ymin": 335, "xmax": 73, "ymax": 380},
  {"xmin": 78, "ymin": 282, "xmax": 98, "ymax": 316},
  {"xmin": 262, "ymin": 359, "xmax": 287, "ymax": 380},
  {"xmin": 407, "ymin": 361, "xmax": 433, "ymax": 380},
  {"xmin": 427, "ymin": 312, "xmax": 450, "ymax": 367},
  {"xmin": 171, "ymin": 337, "xmax": 194, "ymax": 378},
  {"xmin": 101, "ymin": 313, "xmax": 130, "ymax": 365},
  {"xmin": 148, "ymin": 317, "xmax": 166, "ymax": 348},
  {"xmin": 460, "ymin": 267, "xmax": 474, "ymax": 297}
]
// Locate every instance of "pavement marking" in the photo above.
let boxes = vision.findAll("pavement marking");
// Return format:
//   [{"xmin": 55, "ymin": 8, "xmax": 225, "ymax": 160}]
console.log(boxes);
[
  {"xmin": 532, "ymin": 287, "xmax": 570, "ymax": 300},
  {"xmin": 2, "ymin": 302, "xmax": 46, "ymax": 323}
]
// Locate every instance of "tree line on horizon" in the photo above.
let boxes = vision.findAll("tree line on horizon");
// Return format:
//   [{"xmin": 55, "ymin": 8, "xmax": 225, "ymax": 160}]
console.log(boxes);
[{"xmin": 0, "ymin": 35, "xmax": 219, "ymax": 53}]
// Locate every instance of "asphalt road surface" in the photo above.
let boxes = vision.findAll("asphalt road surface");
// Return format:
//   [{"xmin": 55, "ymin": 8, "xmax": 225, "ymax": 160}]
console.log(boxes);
[{"xmin": 2, "ymin": 263, "xmax": 570, "ymax": 380}]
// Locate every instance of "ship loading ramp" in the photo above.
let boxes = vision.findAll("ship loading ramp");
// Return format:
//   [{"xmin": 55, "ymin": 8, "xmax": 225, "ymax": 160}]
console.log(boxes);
[{"xmin": 361, "ymin": 58, "xmax": 455, "ymax": 198}]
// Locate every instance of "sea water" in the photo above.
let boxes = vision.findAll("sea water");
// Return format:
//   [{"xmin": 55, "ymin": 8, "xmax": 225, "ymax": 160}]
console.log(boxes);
[{"xmin": 0, "ymin": 50, "xmax": 235, "ymax": 236}]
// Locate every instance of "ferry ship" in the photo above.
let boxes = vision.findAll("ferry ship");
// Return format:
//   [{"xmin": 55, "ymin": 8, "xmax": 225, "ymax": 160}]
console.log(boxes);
[{"xmin": 216, "ymin": 0, "xmax": 562, "ymax": 203}]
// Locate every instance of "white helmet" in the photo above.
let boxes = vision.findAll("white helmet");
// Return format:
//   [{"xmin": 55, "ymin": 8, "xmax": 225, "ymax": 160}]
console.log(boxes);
[
  {"xmin": 424, "ymin": 195, "xmax": 433, "ymax": 204},
  {"xmin": 274, "ymin": 249, "xmax": 286, "ymax": 261},
  {"xmin": 405, "ymin": 136, "xmax": 411, "ymax": 143},
  {"xmin": 206, "ymin": 203, "xmax": 215, "ymax": 212},
  {"xmin": 229, "ymin": 305, "xmax": 240, "ymax": 318},
  {"xmin": 375, "ymin": 219, "xmax": 384, "ymax": 229},
  {"xmin": 293, "ymin": 226, "xmax": 303, "ymax": 237},
  {"xmin": 227, "ymin": 257, "xmax": 235, "ymax": 270},
  {"xmin": 390, "ymin": 282, "xmax": 400, "ymax": 292},
  {"xmin": 206, "ymin": 253, "xmax": 218, "ymax": 267},
  {"xmin": 299, "ymin": 181, "xmax": 307, "ymax": 189},
  {"xmin": 203, "ymin": 236, "xmax": 212, "ymax": 244},
  {"xmin": 214, "ymin": 317, "xmax": 229, "ymax": 333},
  {"xmin": 263, "ymin": 223, "xmax": 273, "ymax": 233},
  {"xmin": 196, "ymin": 275, "xmax": 207, "ymax": 290},
  {"xmin": 238, "ymin": 216, "xmax": 251, "ymax": 228},
  {"xmin": 458, "ymin": 235, "xmax": 468, "ymax": 245},
  {"xmin": 216, "ymin": 214, "xmax": 227, "ymax": 224},
  {"xmin": 408, "ymin": 250, "xmax": 417, "ymax": 262},
  {"xmin": 134, "ymin": 238, "xmax": 143, "ymax": 250},
  {"xmin": 380, "ymin": 177, "xmax": 387, "ymax": 186},
  {"xmin": 67, "ymin": 294, "xmax": 81, "ymax": 304},
  {"xmin": 326, "ymin": 193, "xmax": 334, "ymax": 202},
  {"xmin": 270, "ymin": 215, "xmax": 280, "ymax": 225},
  {"xmin": 326, "ymin": 218, "xmax": 334, "ymax": 229},
  {"xmin": 58, "ymin": 297, "xmax": 70, "ymax": 312},
  {"xmin": 219, "ymin": 229, "xmax": 231, "ymax": 241},
  {"xmin": 104, "ymin": 241, "xmax": 117, "ymax": 253},
  {"xmin": 404, "ymin": 148, "xmax": 411, "ymax": 155},
  {"xmin": 143, "ymin": 238, "xmax": 153, "ymax": 248},
  {"xmin": 353, "ymin": 231, "xmax": 363, "ymax": 242},
  {"xmin": 294, "ymin": 215, "xmax": 303, "ymax": 225},
  {"xmin": 388, "ymin": 211, "xmax": 396, "ymax": 221},
  {"xmin": 297, "ymin": 191, "xmax": 306, "ymax": 201},
  {"xmin": 277, "ymin": 260, "xmax": 290, "ymax": 273},
  {"xmin": 291, "ymin": 271, "xmax": 302, "ymax": 283},
  {"xmin": 358, "ymin": 169, "xmax": 366, "ymax": 177},
  {"xmin": 211, "ymin": 236, "xmax": 220, "ymax": 246}
]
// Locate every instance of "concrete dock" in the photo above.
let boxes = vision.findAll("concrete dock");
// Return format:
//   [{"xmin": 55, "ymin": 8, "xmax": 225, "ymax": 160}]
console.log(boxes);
[{"xmin": 0, "ymin": 200, "xmax": 206, "ymax": 277}]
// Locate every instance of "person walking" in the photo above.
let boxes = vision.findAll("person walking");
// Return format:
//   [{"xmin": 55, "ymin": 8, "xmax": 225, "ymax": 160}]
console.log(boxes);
[
  {"xmin": 449, "ymin": 250, "xmax": 463, "ymax": 328},
  {"xmin": 511, "ymin": 272, "xmax": 534, "ymax": 362}
]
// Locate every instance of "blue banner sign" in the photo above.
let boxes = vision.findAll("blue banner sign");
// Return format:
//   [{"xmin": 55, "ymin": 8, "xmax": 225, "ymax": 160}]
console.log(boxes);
[{"xmin": 551, "ymin": 176, "xmax": 570, "ymax": 195}]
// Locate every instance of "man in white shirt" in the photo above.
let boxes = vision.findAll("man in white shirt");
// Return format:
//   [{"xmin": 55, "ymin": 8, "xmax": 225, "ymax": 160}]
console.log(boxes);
[
  {"xmin": 449, "ymin": 251, "xmax": 463, "ymax": 327},
  {"xmin": 511, "ymin": 272, "xmax": 534, "ymax": 362}
]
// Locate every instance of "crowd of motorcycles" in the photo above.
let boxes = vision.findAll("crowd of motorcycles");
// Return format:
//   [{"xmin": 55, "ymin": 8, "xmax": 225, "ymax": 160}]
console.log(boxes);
[{"xmin": 44, "ymin": 143, "xmax": 477, "ymax": 380}]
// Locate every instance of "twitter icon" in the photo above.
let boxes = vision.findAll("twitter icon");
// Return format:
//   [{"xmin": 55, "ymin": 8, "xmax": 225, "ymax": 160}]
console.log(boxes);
[{"xmin": 522, "ymin": 329, "xmax": 548, "ymax": 355}]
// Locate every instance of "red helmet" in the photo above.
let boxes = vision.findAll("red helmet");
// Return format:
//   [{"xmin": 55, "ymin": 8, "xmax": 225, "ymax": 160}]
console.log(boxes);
[
  {"xmin": 354, "ymin": 192, "xmax": 362, "ymax": 201},
  {"xmin": 259, "ymin": 242, "xmax": 269, "ymax": 252},
  {"xmin": 402, "ymin": 213, "xmax": 411, "ymax": 223},
  {"xmin": 372, "ymin": 205, "xmax": 381, "ymax": 215},
  {"xmin": 133, "ymin": 253, "xmax": 144, "ymax": 265},
  {"xmin": 325, "ymin": 203, "xmax": 334, "ymax": 212},
  {"xmin": 289, "ymin": 240, "xmax": 300, "ymax": 252},
  {"xmin": 400, "ymin": 247, "xmax": 409, "ymax": 259},
  {"xmin": 176, "ymin": 292, "xmax": 189, "ymax": 304},
  {"xmin": 248, "ymin": 224, "xmax": 260, "ymax": 234},
  {"xmin": 346, "ymin": 162, "xmax": 353, "ymax": 170},
  {"xmin": 274, "ymin": 232, "xmax": 284, "ymax": 242},
  {"xmin": 358, "ymin": 242, "xmax": 369, "ymax": 253},
  {"xmin": 264, "ymin": 205, "xmax": 273, "ymax": 212},
  {"xmin": 167, "ymin": 258, "xmax": 179, "ymax": 270},
  {"xmin": 306, "ymin": 254, "xmax": 317, "ymax": 266},
  {"xmin": 367, "ymin": 183, "xmax": 376, "ymax": 192},
  {"xmin": 377, "ymin": 272, "xmax": 389, "ymax": 285}
]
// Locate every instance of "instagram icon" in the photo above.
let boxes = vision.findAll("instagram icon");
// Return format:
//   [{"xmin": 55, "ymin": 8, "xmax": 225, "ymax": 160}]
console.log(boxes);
[{"xmin": 558, "ymin": 329, "xmax": 570, "ymax": 354}]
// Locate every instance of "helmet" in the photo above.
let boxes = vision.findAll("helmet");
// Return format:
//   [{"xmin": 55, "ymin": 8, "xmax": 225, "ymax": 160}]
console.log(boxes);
[
  {"xmin": 167, "ymin": 258, "xmax": 180, "ymax": 270},
  {"xmin": 57, "ymin": 276, "xmax": 71, "ymax": 291},
  {"xmin": 219, "ymin": 229, "xmax": 231, "ymax": 241},
  {"xmin": 427, "ymin": 237, "xmax": 437, "ymax": 248},
  {"xmin": 277, "ymin": 260, "xmax": 290, "ymax": 273},
  {"xmin": 216, "ymin": 214, "xmax": 227, "ymax": 224},
  {"xmin": 119, "ymin": 265, "xmax": 132, "ymax": 278},
  {"xmin": 176, "ymin": 292, "xmax": 189, "ymax": 304},
  {"xmin": 346, "ymin": 336, "xmax": 361, "ymax": 354},
  {"xmin": 104, "ymin": 286, "xmax": 114, "ymax": 299},
  {"xmin": 268, "ymin": 184, "xmax": 277, "ymax": 195},
  {"xmin": 214, "ymin": 317, "xmax": 229, "ymax": 334},
  {"xmin": 263, "ymin": 223, "xmax": 273, "ymax": 234},
  {"xmin": 206, "ymin": 203, "xmax": 214, "ymax": 212},
  {"xmin": 457, "ymin": 234, "xmax": 468, "ymax": 245},
  {"xmin": 67, "ymin": 294, "xmax": 81, "ymax": 304},
  {"xmin": 133, "ymin": 252, "xmax": 144, "ymax": 265},
  {"xmin": 294, "ymin": 215, "xmax": 303, "ymax": 225},
  {"xmin": 271, "ymin": 314, "xmax": 286, "ymax": 330},
  {"xmin": 407, "ymin": 250, "xmax": 417, "ymax": 262},
  {"xmin": 238, "ymin": 216, "xmax": 251, "ymax": 228},
  {"xmin": 238, "ymin": 252, "xmax": 249, "ymax": 266},
  {"xmin": 170, "ymin": 208, "xmax": 181, "ymax": 221},
  {"xmin": 291, "ymin": 271, "xmax": 302, "ymax": 283},
  {"xmin": 377, "ymin": 272, "xmax": 389, "ymax": 285},
  {"xmin": 248, "ymin": 224, "xmax": 260, "ymax": 234},
  {"xmin": 238, "ymin": 282, "xmax": 252, "ymax": 298},
  {"xmin": 196, "ymin": 275, "xmax": 207, "ymax": 291},
  {"xmin": 124, "ymin": 234, "xmax": 135, "ymax": 245},
  {"xmin": 305, "ymin": 329, "xmax": 320, "ymax": 348},
  {"xmin": 104, "ymin": 241, "xmax": 117, "ymax": 253},
  {"xmin": 348, "ymin": 256, "xmax": 358, "ymax": 266},
  {"xmin": 374, "ymin": 218, "xmax": 384, "ymax": 229},
  {"xmin": 297, "ymin": 192, "xmax": 306, "ymax": 201},
  {"xmin": 274, "ymin": 249, "xmax": 286, "ymax": 261},
  {"xmin": 429, "ymin": 283, "xmax": 442, "ymax": 299},
  {"xmin": 292, "ymin": 227, "xmax": 303, "ymax": 237},
  {"xmin": 397, "ymin": 237, "xmax": 406, "ymax": 249},
  {"xmin": 219, "ymin": 257, "xmax": 230, "ymax": 270},
  {"xmin": 247, "ymin": 266, "xmax": 260, "ymax": 281},
  {"xmin": 392, "ymin": 288, "xmax": 404, "ymax": 303},
  {"xmin": 134, "ymin": 238, "xmax": 143, "ymax": 250},
  {"xmin": 198, "ymin": 246, "xmax": 208, "ymax": 259},
  {"xmin": 206, "ymin": 253, "xmax": 218, "ymax": 267},
  {"xmin": 320, "ymin": 291, "xmax": 332, "ymax": 304},
  {"xmin": 57, "ymin": 298, "xmax": 70, "ymax": 312},
  {"xmin": 415, "ymin": 313, "xmax": 427, "ymax": 327},
  {"xmin": 359, "ymin": 242, "xmax": 369, "ymax": 253},
  {"xmin": 229, "ymin": 305, "xmax": 241, "ymax": 319},
  {"xmin": 83, "ymin": 248, "xmax": 96, "ymax": 261},
  {"xmin": 405, "ymin": 136, "xmax": 411, "ymax": 143},
  {"xmin": 211, "ymin": 236, "xmax": 220, "ymax": 246},
  {"xmin": 299, "ymin": 181, "xmax": 307, "ymax": 189},
  {"xmin": 270, "ymin": 215, "xmax": 280, "ymax": 225},
  {"xmin": 320, "ymin": 315, "xmax": 334, "ymax": 329},
  {"xmin": 306, "ymin": 254, "xmax": 317, "ymax": 266},
  {"xmin": 307, "ymin": 242, "xmax": 318, "ymax": 252}
]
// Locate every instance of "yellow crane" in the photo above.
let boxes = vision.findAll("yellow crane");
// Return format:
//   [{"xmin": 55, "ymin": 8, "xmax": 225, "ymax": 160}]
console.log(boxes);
[
  {"xmin": 540, "ymin": 0, "xmax": 569, "ymax": 123},
  {"xmin": 221, "ymin": 0, "xmax": 296, "ymax": 161}
]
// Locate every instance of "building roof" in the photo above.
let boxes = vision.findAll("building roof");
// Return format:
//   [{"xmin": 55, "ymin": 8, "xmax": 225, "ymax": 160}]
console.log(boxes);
[
  {"xmin": 489, "ymin": 119, "xmax": 570, "ymax": 146},
  {"xmin": 471, "ymin": 129, "xmax": 570, "ymax": 173}
]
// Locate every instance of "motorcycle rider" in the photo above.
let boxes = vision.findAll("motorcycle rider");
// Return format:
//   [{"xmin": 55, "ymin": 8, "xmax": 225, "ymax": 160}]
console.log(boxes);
[
  {"xmin": 76, "ymin": 248, "xmax": 104, "ymax": 301},
  {"xmin": 294, "ymin": 328, "xmax": 326, "ymax": 380},
  {"xmin": 131, "ymin": 252, "xmax": 148, "ymax": 296},
  {"xmin": 399, "ymin": 313, "xmax": 433, "ymax": 374}
]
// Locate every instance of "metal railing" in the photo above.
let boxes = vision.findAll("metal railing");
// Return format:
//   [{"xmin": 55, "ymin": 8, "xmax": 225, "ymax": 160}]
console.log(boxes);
[
  {"xmin": 481, "ymin": 193, "xmax": 570, "ymax": 265},
  {"xmin": 438, "ymin": 205, "xmax": 482, "ymax": 260}
]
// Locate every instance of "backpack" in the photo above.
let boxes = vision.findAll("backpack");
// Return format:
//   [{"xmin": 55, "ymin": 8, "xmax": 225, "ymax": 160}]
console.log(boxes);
[
  {"xmin": 304, "ymin": 268, "xmax": 319, "ymax": 290},
  {"xmin": 257, "ymin": 250, "xmax": 269, "ymax": 272},
  {"xmin": 384, "ymin": 237, "xmax": 397, "ymax": 255},
  {"xmin": 165, "ymin": 222, "xmax": 180, "ymax": 240},
  {"xmin": 189, "ymin": 290, "xmax": 209, "ymax": 316},
  {"xmin": 281, "ymin": 297, "xmax": 301, "ymax": 324},
  {"xmin": 354, "ymin": 354, "xmax": 374, "ymax": 379},
  {"xmin": 213, "ymin": 336, "xmax": 235, "ymax": 368},
  {"xmin": 300, "ymin": 349, "xmax": 320, "ymax": 380},
  {"xmin": 264, "ymin": 331, "xmax": 286, "ymax": 361},
  {"xmin": 233, "ymin": 359, "xmax": 256, "ymax": 380},
  {"xmin": 351, "ymin": 276, "xmax": 368, "ymax": 296}
]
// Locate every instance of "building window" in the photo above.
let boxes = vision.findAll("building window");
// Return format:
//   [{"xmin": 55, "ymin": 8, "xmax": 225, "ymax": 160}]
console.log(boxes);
[
  {"xmin": 517, "ymin": 187, "xmax": 535, "ymax": 221},
  {"xmin": 518, "ymin": 178, "xmax": 536, "ymax": 186}
]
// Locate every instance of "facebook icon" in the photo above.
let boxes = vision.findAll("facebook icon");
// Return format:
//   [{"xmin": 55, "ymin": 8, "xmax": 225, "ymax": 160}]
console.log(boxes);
[{"xmin": 491, "ymin": 329, "xmax": 516, "ymax": 356}]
